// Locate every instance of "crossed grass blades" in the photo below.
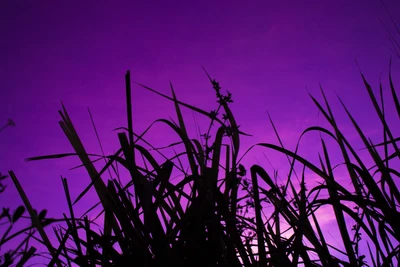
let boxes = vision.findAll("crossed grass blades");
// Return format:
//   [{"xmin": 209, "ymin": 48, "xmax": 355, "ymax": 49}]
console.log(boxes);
[{"xmin": 9, "ymin": 65, "xmax": 400, "ymax": 266}]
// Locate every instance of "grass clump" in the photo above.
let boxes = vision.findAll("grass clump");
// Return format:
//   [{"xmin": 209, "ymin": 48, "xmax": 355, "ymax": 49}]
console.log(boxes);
[{"xmin": 8, "ymin": 65, "xmax": 400, "ymax": 266}]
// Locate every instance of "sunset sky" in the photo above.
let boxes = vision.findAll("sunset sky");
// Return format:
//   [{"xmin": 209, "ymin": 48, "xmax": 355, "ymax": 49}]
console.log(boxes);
[{"xmin": 1, "ymin": 0, "xmax": 400, "ymax": 263}]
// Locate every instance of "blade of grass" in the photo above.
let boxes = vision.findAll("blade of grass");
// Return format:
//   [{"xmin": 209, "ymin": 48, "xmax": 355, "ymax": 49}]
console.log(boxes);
[{"xmin": 8, "ymin": 171, "xmax": 62, "ymax": 267}]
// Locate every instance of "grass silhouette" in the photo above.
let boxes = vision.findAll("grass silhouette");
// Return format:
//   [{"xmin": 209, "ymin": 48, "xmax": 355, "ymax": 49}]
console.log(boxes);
[{"xmin": 6, "ymin": 65, "xmax": 399, "ymax": 266}]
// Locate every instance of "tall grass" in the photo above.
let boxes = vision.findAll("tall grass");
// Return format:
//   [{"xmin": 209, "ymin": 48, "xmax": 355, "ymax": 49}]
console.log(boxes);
[{"xmin": 9, "ymin": 66, "xmax": 400, "ymax": 266}]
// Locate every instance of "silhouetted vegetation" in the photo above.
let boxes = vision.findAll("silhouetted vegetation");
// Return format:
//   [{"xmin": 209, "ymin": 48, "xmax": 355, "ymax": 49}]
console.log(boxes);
[{"xmin": 7, "ymin": 65, "xmax": 399, "ymax": 266}]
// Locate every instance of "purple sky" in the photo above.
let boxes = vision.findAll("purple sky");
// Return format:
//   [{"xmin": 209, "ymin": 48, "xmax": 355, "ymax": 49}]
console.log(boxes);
[{"xmin": 1, "ymin": 0, "xmax": 400, "ymax": 263}]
